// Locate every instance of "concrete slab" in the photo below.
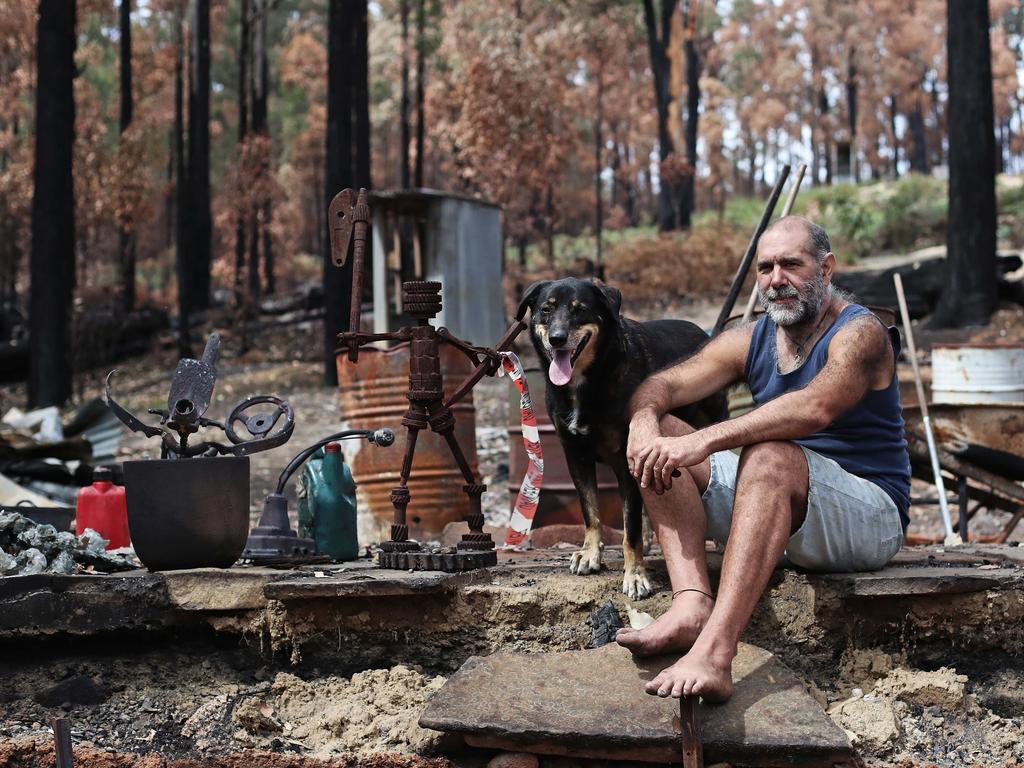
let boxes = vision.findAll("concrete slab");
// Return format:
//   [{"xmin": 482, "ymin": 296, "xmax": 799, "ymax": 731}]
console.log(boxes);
[{"xmin": 419, "ymin": 643, "xmax": 851, "ymax": 766}]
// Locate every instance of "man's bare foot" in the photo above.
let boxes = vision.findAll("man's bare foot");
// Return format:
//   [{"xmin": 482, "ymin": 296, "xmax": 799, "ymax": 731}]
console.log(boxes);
[
  {"xmin": 644, "ymin": 642, "xmax": 735, "ymax": 703},
  {"xmin": 615, "ymin": 591, "xmax": 713, "ymax": 656}
]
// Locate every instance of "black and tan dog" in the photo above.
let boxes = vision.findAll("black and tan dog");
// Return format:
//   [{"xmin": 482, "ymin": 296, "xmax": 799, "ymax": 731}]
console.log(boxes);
[{"xmin": 518, "ymin": 277, "xmax": 728, "ymax": 599}]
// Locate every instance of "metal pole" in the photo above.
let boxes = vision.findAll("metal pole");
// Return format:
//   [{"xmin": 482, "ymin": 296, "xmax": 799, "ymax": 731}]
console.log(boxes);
[
  {"xmin": 893, "ymin": 272, "xmax": 960, "ymax": 545},
  {"xmin": 680, "ymin": 696, "xmax": 703, "ymax": 768},
  {"xmin": 711, "ymin": 164, "xmax": 790, "ymax": 336},
  {"xmin": 741, "ymin": 163, "xmax": 807, "ymax": 323},
  {"xmin": 52, "ymin": 718, "xmax": 73, "ymax": 768}
]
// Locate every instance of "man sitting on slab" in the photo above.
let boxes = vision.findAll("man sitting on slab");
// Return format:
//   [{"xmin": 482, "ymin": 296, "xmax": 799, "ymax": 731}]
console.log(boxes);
[{"xmin": 616, "ymin": 215, "xmax": 910, "ymax": 703}]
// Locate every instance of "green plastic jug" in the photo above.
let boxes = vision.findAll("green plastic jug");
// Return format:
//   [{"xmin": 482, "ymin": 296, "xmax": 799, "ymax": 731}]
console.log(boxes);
[{"xmin": 297, "ymin": 442, "xmax": 359, "ymax": 561}]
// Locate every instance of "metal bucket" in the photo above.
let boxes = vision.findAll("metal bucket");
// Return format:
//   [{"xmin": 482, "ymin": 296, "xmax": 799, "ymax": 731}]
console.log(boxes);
[
  {"xmin": 123, "ymin": 456, "xmax": 250, "ymax": 571},
  {"xmin": 337, "ymin": 343, "xmax": 478, "ymax": 543},
  {"xmin": 507, "ymin": 367, "xmax": 623, "ymax": 529},
  {"xmin": 932, "ymin": 344, "xmax": 1024, "ymax": 405}
]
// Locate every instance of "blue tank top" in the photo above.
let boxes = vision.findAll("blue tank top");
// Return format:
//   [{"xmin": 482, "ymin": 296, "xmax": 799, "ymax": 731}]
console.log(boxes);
[{"xmin": 745, "ymin": 304, "xmax": 911, "ymax": 529}]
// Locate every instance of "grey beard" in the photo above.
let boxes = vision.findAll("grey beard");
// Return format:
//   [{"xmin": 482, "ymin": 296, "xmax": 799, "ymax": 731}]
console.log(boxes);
[{"xmin": 759, "ymin": 272, "xmax": 829, "ymax": 327}]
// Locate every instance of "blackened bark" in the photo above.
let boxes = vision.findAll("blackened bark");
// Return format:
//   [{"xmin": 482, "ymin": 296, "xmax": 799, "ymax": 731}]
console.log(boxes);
[
  {"xmin": 594, "ymin": 61, "xmax": 604, "ymax": 270},
  {"xmin": 414, "ymin": 0, "xmax": 425, "ymax": 188},
  {"xmin": 889, "ymin": 94, "xmax": 899, "ymax": 177},
  {"xmin": 355, "ymin": 0, "xmax": 371, "ymax": 189},
  {"xmin": 680, "ymin": 21, "xmax": 700, "ymax": 229},
  {"xmin": 909, "ymin": 92, "xmax": 929, "ymax": 174},
  {"xmin": 642, "ymin": 0, "xmax": 680, "ymax": 231},
  {"xmin": 263, "ymin": 202, "xmax": 274, "ymax": 295},
  {"xmin": 819, "ymin": 87, "xmax": 832, "ymax": 184},
  {"xmin": 933, "ymin": 0, "xmax": 998, "ymax": 327},
  {"xmin": 174, "ymin": 0, "xmax": 192, "ymax": 357},
  {"xmin": 323, "ymin": 0, "xmax": 355, "ymax": 385},
  {"xmin": 234, "ymin": 0, "xmax": 250, "ymax": 296},
  {"xmin": 400, "ymin": 0, "xmax": 411, "ymax": 188},
  {"xmin": 29, "ymin": 0, "xmax": 76, "ymax": 407},
  {"xmin": 249, "ymin": 0, "xmax": 269, "ymax": 301},
  {"xmin": 118, "ymin": 0, "xmax": 136, "ymax": 312},
  {"xmin": 189, "ymin": 0, "xmax": 212, "ymax": 309},
  {"xmin": 847, "ymin": 48, "xmax": 858, "ymax": 180}
]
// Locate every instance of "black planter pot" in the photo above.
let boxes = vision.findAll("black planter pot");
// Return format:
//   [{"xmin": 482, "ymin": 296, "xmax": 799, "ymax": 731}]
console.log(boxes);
[{"xmin": 123, "ymin": 456, "xmax": 250, "ymax": 571}]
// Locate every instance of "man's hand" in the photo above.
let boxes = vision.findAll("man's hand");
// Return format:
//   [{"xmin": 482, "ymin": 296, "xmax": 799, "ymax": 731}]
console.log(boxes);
[
  {"xmin": 626, "ymin": 409, "xmax": 661, "ymax": 480},
  {"xmin": 633, "ymin": 432, "xmax": 711, "ymax": 494}
]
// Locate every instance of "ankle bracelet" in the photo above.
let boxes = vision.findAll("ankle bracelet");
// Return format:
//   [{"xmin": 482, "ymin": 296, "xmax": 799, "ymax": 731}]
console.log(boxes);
[{"xmin": 671, "ymin": 588, "xmax": 714, "ymax": 601}]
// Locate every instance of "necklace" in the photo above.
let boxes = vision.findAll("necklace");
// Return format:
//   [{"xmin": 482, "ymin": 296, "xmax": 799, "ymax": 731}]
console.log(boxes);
[{"xmin": 783, "ymin": 305, "xmax": 832, "ymax": 364}]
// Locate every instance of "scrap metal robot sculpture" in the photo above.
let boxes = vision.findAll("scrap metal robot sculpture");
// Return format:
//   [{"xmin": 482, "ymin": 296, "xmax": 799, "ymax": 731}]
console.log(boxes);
[{"xmin": 328, "ymin": 188, "xmax": 526, "ymax": 571}]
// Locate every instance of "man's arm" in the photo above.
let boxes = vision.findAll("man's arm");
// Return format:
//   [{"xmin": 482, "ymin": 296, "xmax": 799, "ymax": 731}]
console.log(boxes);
[
  {"xmin": 625, "ymin": 324, "xmax": 752, "ymax": 476},
  {"xmin": 636, "ymin": 314, "xmax": 893, "ymax": 490}
]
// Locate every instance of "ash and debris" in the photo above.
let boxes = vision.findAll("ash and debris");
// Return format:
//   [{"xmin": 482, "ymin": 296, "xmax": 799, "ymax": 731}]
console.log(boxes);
[
  {"xmin": 0, "ymin": 644, "xmax": 451, "ymax": 762},
  {"xmin": 0, "ymin": 511, "xmax": 136, "ymax": 576}
]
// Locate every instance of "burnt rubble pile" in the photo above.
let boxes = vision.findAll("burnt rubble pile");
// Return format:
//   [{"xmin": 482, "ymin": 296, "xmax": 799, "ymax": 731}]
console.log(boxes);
[{"xmin": 0, "ymin": 511, "xmax": 136, "ymax": 576}]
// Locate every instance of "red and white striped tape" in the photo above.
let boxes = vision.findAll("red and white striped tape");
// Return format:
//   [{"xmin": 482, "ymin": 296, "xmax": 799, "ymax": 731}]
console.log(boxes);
[{"xmin": 500, "ymin": 351, "xmax": 543, "ymax": 548}]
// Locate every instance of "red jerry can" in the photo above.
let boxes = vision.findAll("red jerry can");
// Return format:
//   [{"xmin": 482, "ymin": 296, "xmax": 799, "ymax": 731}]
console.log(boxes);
[{"xmin": 76, "ymin": 467, "xmax": 130, "ymax": 549}]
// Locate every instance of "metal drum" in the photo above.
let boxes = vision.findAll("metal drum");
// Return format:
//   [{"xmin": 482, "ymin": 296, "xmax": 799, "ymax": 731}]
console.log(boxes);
[
  {"xmin": 337, "ymin": 343, "xmax": 478, "ymax": 543},
  {"xmin": 507, "ymin": 367, "xmax": 623, "ymax": 529},
  {"xmin": 123, "ymin": 456, "xmax": 250, "ymax": 570},
  {"xmin": 932, "ymin": 344, "xmax": 1024, "ymax": 405}
]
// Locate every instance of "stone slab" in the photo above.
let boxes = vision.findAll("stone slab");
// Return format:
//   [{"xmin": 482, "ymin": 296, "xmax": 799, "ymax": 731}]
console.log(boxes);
[
  {"xmin": 419, "ymin": 642, "xmax": 850, "ymax": 766},
  {"xmin": 163, "ymin": 567, "xmax": 282, "ymax": 611},
  {"xmin": 818, "ymin": 566, "xmax": 1018, "ymax": 597},
  {"xmin": 0, "ymin": 572, "xmax": 169, "ymax": 637}
]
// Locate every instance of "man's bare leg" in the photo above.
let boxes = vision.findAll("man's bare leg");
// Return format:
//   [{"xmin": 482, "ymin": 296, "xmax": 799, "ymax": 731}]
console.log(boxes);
[
  {"xmin": 616, "ymin": 415, "xmax": 714, "ymax": 655},
  {"xmin": 645, "ymin": 441, "xmax": 808, "ymax": 702}
]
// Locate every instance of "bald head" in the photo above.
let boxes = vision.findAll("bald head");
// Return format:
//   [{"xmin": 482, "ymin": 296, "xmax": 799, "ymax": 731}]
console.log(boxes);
[{"xmin": 761, "ymin": 215, "xmax": 831, "ymax": 264}]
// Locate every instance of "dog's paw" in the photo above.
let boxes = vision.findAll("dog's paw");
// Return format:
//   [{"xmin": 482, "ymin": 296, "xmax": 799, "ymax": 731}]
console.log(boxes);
[
  {"xmin": 622, "ymin": 567, "xmax": 653, "ymax": 600},
  {"xmin": 569, "ymin": 545, "xmax": 603, "ymax": 575}
]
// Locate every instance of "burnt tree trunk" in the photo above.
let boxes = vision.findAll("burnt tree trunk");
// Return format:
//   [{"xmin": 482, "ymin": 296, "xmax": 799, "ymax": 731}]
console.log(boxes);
[
  {"xmin": 933, "ymin": 0, "xmax": 998, "ymax": 327},
  {"xmin": 680, "ymin": 18, "xmax": 700, "ymax": 229},
  {"xmin": 174, "ymin": 0, "xmax": 192, "ymax": 357},
  {"xmin": 29, "ymin": 0, "xmax": 76, "ymax": 407},
  {"xmin": 847, "ymin": 48, "xmax": 857, "ymax": 180},
  {"xmin": 909, "ymin": 90, "xmax": 929, "ymax": 174},
  {"xmin": 249, "ymin": 0, "xmax": 269, "ymax": 302},
  {"xmin": 355, "ymin": 0, "xmax": 371, "ymax": 189},
  {"xmin": 643, "ymin": 0, "xmax": 681, "ymax": 231},
  {"xmin": 118, "ymin": 0, "xmax": 136, "ymax": 313},
  {"xmin": 594, "ymin": 59, "xmax": 604, "ymax": 272},
  {"xmin": 189, "ymin": 0, "xmax": 212, "ymax": 309},
  {"xmin": 399, "ymin": 0, "xmax": 411, "ymax": 188},
  {"xmin": 234, "ymin": 0, "xmax": 250, "ymax": 298},
  {"xmin": 323, "ymin": 0, "xmax": 356, "ymax": 385},
  {"xmin": 414, "ymin": 0, "xmax": 425, "ymax": 188},
  {"xmin": 819, "ymin": 87, "xmax": 832, "ymax": 184}
]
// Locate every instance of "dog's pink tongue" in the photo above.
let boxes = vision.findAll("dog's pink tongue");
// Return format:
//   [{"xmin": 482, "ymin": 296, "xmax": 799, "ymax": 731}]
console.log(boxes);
[{"xmin": 549, "ymin": 350, "xmax": 573, "ymax": 386}]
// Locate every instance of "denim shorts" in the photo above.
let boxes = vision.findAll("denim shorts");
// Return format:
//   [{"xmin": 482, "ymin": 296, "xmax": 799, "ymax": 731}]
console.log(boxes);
[{"xmin": 701, "ymin": 446, "xmax": 904, "ymax": 572}]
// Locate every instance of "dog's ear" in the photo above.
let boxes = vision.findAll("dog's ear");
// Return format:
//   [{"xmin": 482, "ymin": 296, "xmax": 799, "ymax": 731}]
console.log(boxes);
[
  {"xmin": 592, "ymin": 280, "xmax": 622, "ymax": 317},
  {"xmin": 516, "ymin": 280, "xmax": 551, "ymax": 321}
]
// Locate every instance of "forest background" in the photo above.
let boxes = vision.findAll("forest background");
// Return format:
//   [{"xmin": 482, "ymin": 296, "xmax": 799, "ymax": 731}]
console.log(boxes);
[{"xmin": 2, "ymin": 0, "xmax": 1020, "ymax": 405}]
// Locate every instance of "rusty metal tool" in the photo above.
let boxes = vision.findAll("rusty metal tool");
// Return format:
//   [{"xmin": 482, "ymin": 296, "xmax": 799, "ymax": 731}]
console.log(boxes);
[
  {"xmin": 680, "ymin": 696, "xmax": 703, "ymax": 768},
  {"xmin": 712, "ymin": 164, "xmax": 790, "ymax": 336},
  {"xmin": 893, "ymin": 272, "xmax": 960, "ymax": 546},
  {"xmin": 52, "ymin": 717, "xmax": 73, "ymax": 768},
  {"xmin": 328, "ymin": 187, "xmax": 372, "ymax": 362}
]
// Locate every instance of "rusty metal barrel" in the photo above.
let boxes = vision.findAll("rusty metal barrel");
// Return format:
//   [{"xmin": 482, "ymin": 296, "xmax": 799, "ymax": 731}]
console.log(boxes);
[
  {"xmin": 338, "ymin": 343, "xmax": 478, "ymax": 544},
  {"xmin": 507, "ymin": 366, "xmax": 622, "ymax": 529}
]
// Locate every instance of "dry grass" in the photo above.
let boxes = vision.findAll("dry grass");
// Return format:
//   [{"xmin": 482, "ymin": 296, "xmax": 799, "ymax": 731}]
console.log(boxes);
[{"xmin": 603, "ymin": 222, "xmax": 748, "ymax": 303}]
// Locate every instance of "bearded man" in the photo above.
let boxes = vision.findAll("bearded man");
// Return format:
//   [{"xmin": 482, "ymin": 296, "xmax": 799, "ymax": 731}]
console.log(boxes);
[{"xmin": 616, "ymin": 215, "xmax": 910, "ymax": 704}]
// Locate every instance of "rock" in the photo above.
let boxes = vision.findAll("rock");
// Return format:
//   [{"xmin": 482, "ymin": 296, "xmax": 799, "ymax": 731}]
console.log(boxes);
[
  {"xmin": 0, "ymin": 546, "xmax": 16, "ymax": 574},
  {"xmin": 232, "ymin": 696, "xmax": 283, "ymax": 734},
  {"xmin": 872, "ymin": 667, "xmax": 968, "ymax": 709},
  {"xmin": 828, "ymin": 695, "xmax": 901, "ymax": 750},
  {"xmin": 15, "ymin": 548, "xmax": 46, "ymax": 576},
  {"xmin": 487, "ymin": 752, "xmax": 540, "ymax": 768},
  {"xmin": 35, "ymin": 676, "xmax": 109, "ymax": 707},
  {"xmin": 46, "ymin": 550, "xmax": 75, "ymax": 575}
]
